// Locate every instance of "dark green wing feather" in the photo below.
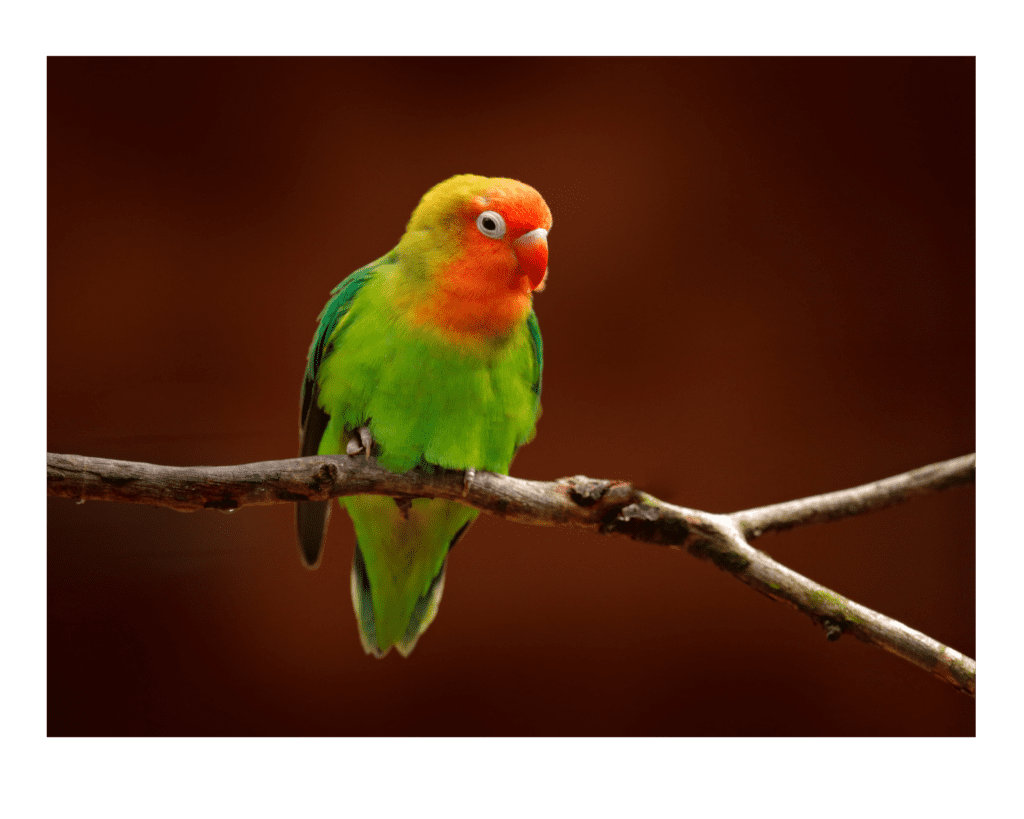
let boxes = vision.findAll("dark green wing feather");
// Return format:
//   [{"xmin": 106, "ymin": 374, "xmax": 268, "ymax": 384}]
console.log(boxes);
[
  {"xmin": 526, "ymin": 309, "xmax": 543, "ymax": 397},
  {"xmin": 296, "ymin": 251, "xmax": 394, "ymax": 568}
]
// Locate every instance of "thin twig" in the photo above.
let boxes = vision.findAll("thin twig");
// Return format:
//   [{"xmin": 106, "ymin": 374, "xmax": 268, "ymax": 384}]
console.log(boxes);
[
  {"xmin": 46, "ymin": 451, "xmax": 976, "ymax": 696},
  {"xmin": 732, "ymin": 453, "xmax": 976, "ymax": 539}
]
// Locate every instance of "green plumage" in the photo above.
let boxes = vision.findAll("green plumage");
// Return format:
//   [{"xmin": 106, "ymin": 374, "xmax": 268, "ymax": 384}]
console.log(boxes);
[{"xmin": 297, "ymin": 240, "xmax": 543, "ymax": 657}]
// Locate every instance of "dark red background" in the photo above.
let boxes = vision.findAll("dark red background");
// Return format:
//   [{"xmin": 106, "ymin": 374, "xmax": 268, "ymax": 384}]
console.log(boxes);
[{"xmin": 47, "ymin": 57, "xmax": 974, "ymax": 736}]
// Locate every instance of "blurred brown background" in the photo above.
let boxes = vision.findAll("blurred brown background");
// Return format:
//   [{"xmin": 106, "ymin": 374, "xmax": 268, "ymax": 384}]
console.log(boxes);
[{"xmin": 47, "ymin": 57, "xmax": 974, "ymax": 736}]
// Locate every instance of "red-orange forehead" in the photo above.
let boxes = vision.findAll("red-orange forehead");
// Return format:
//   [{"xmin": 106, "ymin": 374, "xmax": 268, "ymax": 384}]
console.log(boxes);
[{"xmin": 469, "ymin": 179, "xmax": 553, "ymax": 237}]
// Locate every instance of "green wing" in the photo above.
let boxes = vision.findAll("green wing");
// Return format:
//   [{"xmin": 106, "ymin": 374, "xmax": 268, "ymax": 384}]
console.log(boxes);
[{"xmin": 296, "ymin": 250, "xmax": 394, "ymax": 567}]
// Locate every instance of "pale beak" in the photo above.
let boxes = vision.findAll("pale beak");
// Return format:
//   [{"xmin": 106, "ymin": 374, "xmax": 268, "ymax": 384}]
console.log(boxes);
[{"xmin": 513, "ymin": 228, "xmax": 549, "ymax": 291}]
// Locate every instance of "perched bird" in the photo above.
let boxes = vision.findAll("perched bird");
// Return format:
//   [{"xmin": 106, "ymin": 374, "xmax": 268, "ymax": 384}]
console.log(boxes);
[{"xmin": 297, "ymin": 174, "xmax": 551, "ymax": 657}]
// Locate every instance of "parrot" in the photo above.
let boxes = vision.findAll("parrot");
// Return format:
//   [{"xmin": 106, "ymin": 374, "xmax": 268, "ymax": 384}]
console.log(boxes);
[{"xmin": 296, "ymin": 174, "xmax": 552, "ymax": 658}]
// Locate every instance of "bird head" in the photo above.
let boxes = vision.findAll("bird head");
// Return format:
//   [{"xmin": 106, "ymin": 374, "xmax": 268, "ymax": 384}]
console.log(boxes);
[{"xmin": 399, "ymin": 174, "xmax": 553, "ymax": 339}]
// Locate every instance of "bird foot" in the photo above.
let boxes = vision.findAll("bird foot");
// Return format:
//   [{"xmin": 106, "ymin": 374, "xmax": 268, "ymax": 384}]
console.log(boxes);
[
  {"xmin": 463, "ymin": 467, "xmax": 476, "ymax": 497},
  {"xmin": 346, "ymin": 425, "xmax": 374, "ymax": 459}
]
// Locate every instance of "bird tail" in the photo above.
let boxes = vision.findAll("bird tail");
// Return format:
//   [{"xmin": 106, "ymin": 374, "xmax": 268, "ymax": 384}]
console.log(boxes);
[{"xmin": 350, "ymin": 543, "xmax": 448, "ymax": 659}]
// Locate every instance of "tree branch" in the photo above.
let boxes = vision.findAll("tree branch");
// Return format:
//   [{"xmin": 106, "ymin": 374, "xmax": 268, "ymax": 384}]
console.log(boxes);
[{"xmin": 47, "ymin": 451, "xmax": 976, "ymax": 697}]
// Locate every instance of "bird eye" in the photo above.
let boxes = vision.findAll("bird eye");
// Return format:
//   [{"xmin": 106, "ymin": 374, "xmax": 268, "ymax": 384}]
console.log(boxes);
[{"xmin": 476, "ymin": 210, "xmax": 506, "ymax": 239}]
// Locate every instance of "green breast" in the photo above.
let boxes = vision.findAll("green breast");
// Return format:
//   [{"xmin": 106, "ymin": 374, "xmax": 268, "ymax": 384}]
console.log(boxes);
[{"xmin": 316, "ymin": 272, "xmax": 540, "ymax": 474}]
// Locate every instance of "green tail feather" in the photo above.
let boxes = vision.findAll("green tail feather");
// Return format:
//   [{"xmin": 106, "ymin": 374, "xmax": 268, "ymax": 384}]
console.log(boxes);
[
  {"xmin": 397, "ymin": 557, "xmax": 447, "ymax": 658},
  {"xmin": 349, "ymin": 543, "xmax": 380, "ymax": 656},
  {"xmin": 346, "ymin": 496, "xmax": 476, "ymax": 658},
  {"xmin": 350, "ymin": 542, "xmax": 448, "ymax": 658}
]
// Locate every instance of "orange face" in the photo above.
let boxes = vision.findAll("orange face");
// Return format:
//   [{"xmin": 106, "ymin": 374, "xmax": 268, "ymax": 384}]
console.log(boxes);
[
  {"xmin": 409, "ymin": 176, "xmax": 553, "ymax": 341},
  {"xmin": 464, "ymin": 180, "xmax": 552, "ymax": 292}
]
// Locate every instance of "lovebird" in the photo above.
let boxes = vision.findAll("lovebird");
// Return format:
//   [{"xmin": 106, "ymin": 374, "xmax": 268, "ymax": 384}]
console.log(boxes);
[{"xmin": 297, "ymin": 174, "xmax": 552, "ymax": 658}]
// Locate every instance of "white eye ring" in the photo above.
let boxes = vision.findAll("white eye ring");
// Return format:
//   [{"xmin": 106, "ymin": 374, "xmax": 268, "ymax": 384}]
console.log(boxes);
[{"xmin": 476, "ymin": 210, "xmax": 506, "ymax": 239}]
